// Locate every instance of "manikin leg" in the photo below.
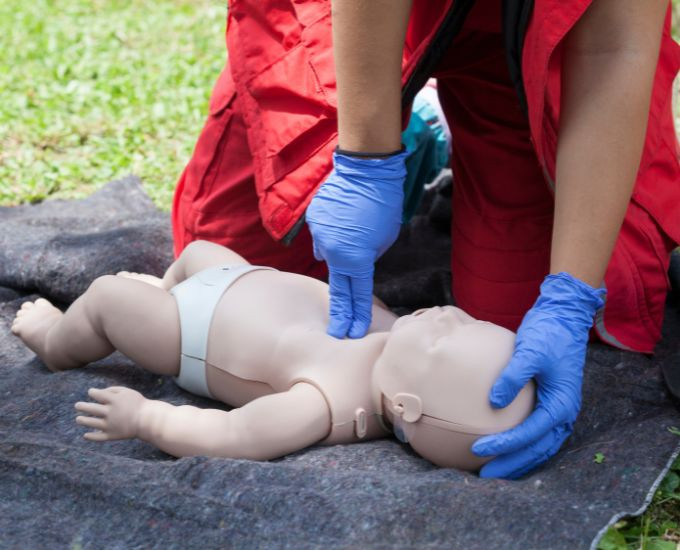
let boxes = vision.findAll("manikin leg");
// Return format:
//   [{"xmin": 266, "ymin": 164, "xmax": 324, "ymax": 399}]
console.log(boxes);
[
  {"xmin": 12, "ymin": 278, "xmax": 181, "ymax": 374},
  {"xmin": 11, "ymin": 240, "xmax": 250, "ymax": 373}
]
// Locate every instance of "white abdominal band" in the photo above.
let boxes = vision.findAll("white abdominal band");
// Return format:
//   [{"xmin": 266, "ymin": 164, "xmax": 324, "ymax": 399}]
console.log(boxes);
[{"xmin": 170, "ymin": 264, "xmax": 274, "ymax": 399}]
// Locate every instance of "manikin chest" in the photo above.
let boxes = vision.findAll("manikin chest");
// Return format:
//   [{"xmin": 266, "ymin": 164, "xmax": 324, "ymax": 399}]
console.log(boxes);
[{"xmin": 194, "ymin": 268, "xmax": 389, "ymax": 443}]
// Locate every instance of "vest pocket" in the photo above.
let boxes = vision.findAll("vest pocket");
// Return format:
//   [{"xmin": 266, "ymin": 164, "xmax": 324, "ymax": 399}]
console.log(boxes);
[
  {"xmin": 245, "ymin": 19, "xmax": 337, "ymax": 183},
  {"xmin": 247, "ymin": 44, "xmax": 333, "ymax": 155}
]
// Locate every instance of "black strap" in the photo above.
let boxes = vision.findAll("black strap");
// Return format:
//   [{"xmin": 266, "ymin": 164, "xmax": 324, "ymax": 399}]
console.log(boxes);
[{"xmin": 335, "ymin": 146, "xmax": 405, "ymax": 159}]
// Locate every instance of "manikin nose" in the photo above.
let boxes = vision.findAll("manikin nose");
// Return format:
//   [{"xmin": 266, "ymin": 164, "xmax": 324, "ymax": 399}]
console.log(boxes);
[{"xmin": 438, "ymin": 305, "xmax": 468, "ymax": 324}]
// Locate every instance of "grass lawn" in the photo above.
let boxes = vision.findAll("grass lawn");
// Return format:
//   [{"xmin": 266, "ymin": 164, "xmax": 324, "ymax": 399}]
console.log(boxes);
[
  {"xmin": 0, "ymin": 0, "xmax": 226, "ymax": 209},
  {"xmin": 1, "ymin": 1, "xmax": 680, "ymax": 548}
]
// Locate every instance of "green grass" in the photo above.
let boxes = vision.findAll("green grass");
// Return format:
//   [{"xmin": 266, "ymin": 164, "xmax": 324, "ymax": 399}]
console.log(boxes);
[
  {"xmin": 1, "ymin": 1, "xmax": 680, "ymax": 548},
  {"xmin": 0, "ymin": 0, "xmax": 226, "ymax": 210},
  {"xmin": 599, "ymin": 455, "xmax": 680, "ymax": 550}
]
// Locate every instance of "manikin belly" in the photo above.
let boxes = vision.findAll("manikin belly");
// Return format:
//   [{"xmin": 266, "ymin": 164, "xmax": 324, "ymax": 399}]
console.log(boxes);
[{"xmin": 203, "ymin": 270, "xmax": 332, "ymax": 395}]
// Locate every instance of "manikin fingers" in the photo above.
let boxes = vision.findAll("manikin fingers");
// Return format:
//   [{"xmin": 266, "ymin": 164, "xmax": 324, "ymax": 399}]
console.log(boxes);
[
  {"xmin": 87, "ymin": 387, "xmax": 113, "ymax": 403},
  {"xmin": 74, "ymin": 401, "xmax": 108, "ymax": 417},
  {"xmin": 83, "ymin": 430, "xmax": 110, "ymax": 442},
  {"xmin": 75, "ymin": 415, "xmax": 107, "ymax": 430}
]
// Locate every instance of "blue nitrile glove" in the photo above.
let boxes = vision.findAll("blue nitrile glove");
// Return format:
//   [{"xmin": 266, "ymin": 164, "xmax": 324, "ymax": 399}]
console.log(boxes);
[
  {"xmin": 471, "ymin": 272, "xmax": 606, "ymax": 479},
  {"xmin": 306, "ymin": 149, "xmax": 408, "ymax": 339}
]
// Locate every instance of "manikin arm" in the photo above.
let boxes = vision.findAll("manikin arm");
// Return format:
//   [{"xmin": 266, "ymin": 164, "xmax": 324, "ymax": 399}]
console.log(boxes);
[{"xmin": 75, "ymin": 382, "xmax": 331, "ymax": 460}]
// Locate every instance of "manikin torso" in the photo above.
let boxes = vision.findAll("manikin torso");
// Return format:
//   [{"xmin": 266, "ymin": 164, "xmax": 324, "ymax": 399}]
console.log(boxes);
[{"xmin": 202, "ymin": 269, "xmax": 398, "ymax": 444}]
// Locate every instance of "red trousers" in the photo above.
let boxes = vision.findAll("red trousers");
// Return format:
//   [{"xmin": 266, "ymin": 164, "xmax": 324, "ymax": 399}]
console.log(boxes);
[{"xmin": 172, "ymin": 0, "xmax": 680, "ymax": 352}]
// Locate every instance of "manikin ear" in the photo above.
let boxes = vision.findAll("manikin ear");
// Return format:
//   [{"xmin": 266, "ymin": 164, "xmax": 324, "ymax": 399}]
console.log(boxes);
[{"xmin": 392, "ymin": 393, "xmax": 423, "ymax": 423}]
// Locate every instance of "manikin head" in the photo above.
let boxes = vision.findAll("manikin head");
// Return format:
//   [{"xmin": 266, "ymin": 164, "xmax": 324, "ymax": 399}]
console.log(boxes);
[{"xmin": 373, "ymin": 306, "xmax": 535, "ymax": 471}]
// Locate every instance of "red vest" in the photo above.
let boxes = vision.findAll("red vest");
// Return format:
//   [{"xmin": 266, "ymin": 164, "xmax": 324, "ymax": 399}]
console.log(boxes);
[{"xmin": 224, "ymin": 0, "xmax": 679, "ymax": 243}]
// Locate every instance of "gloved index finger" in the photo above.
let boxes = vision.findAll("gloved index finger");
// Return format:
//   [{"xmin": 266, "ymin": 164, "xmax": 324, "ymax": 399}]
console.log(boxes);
[{"xmin": 471, "ymin": 405, "xmax": 554, "ymax": 457}]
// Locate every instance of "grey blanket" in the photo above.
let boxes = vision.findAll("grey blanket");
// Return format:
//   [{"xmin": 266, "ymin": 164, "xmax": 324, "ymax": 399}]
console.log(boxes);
[{"xmin": 1, "ymin": 177, "xmax": 678, "ymax": 549}]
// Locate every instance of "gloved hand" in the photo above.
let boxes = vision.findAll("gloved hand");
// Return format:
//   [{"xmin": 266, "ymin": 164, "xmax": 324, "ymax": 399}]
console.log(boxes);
[
  {"xmin": 306, "ymin": 149, "xmax": 408, "ymax": 339},
  {"xmin": 471, "ymin": 272, "xmax": 606, "ymax": 479}
]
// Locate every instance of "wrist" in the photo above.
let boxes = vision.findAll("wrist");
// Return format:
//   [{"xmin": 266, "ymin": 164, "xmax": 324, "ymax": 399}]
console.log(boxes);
[
  {"xmin": 336, "ymin": 98, "xmax": 402, "ymax": 154},
  {"xmin": 540, "ymin": 272, "xmax": 606, "ymax": 315},
  {"xmin": 136, "ymin": 398, "xmax": 161, "ymax": 442},
  {"xmin": 336, "ymin": 146, "xmax": 405, "ymax": 159},
  {"xmin": 332, "ymin": 148, "xmax": 408, "ymax": 184}
]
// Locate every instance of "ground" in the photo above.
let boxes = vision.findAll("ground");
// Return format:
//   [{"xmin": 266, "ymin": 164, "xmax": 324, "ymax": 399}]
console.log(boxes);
[{"xmin": 0, "ymin": 1, "xmax": 679, "ymax": 548}]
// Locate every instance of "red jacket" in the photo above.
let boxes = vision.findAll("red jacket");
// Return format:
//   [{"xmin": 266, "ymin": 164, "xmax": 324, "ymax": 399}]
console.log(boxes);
[
  {"xmin": 177, "ymin": 0, "xmax": 679, "ymax": 352},
  {"xmin": 224, "ymin": 0, "xmax": 679, "ymax": 243}
]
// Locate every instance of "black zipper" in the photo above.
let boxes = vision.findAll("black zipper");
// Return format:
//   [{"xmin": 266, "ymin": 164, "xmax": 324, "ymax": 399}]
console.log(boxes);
[{"xmin": 502, "ymin": 0, "xmax": 534, "ymax": 117}]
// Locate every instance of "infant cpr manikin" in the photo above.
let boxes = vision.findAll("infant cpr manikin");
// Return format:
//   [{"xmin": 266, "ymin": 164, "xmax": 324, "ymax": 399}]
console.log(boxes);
[{"xmin": 12, "ymin": 240, "xmax": 534, "ymax": 471}]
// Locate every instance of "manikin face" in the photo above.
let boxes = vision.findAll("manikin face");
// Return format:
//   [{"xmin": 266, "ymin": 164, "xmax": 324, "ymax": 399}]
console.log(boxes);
[{"xmin": 373, "ymin": 306, "xmax": 534, "ymax": 470}]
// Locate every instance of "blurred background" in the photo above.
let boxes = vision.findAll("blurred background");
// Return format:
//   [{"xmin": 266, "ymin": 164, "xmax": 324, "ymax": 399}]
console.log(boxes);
[{"xmin": 0, "ymin": 0, "xmax": 226, "ymax": 208}]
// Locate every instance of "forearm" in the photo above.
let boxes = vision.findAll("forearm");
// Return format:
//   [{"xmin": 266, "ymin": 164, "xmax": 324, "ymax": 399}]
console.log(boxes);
[
  {"xmin": 137, "ymin": 400, "xmax": 244, "ymax": 458},
  {"xmin": 550, "ymin": 0, "xmax": 667, "ymax": 287},
  {"xmin": 332, "ymin": 0, "xmax": 412, "ymax": 152},
  {"xmin": 136, "ymin": 384, "xmax": 331, "ymax": 460}
]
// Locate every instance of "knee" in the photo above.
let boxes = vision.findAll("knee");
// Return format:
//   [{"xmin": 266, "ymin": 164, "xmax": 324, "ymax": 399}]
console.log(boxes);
[
  {"xmin": 83, "ymin": 275, "xmax": 122, "ymax": 327},
  {"xmin": 87, "ymin": 274, "xmax": 120, "ymax": 296},
  {"xmin": 184, "ymin": 239, "xmax": 214, "ymax": 255}
]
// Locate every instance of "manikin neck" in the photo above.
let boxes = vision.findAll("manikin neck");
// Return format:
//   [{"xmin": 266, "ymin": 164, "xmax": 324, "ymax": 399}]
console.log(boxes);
[{"xmin": 324, "ymin": 330, "xmax": 389, "ymax": 416}]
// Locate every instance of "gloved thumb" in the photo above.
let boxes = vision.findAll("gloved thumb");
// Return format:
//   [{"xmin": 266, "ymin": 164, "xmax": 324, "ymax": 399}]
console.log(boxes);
[
  {"xmin": 312, "ymin": 240, "xmax": 323, "ymax": 262},
  {"xmin": 489, "ymin": 350, "xmax": 537, "ymax": 409}
]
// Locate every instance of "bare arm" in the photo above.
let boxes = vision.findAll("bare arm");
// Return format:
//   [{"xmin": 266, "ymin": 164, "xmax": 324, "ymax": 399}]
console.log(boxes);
[
  {"xmin": 137, "ymin": 382, "xmax": 330, "ymax": 460},
  {"xmin": 332, "ymin": 0, "xmax": 413, "ymax": 153},
  {"xmin": 551, "ymin": 0, "xmax": 667, "ymax": 286},
  {"xmin": 76, "ymin": 383, "xmax": 331, "ymax": 460}
]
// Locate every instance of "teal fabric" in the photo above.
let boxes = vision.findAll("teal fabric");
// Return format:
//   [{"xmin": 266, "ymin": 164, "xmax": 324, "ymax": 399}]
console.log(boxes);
[{"xmin": 401, "ymin": 93, "xmax": 450, "ymax": 222}]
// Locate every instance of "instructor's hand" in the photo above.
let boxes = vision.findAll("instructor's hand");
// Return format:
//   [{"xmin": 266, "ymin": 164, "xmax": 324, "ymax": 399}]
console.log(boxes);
[
  {"xmin": 307, "ymin": 149, "xmax": 407, "ymax": 339},
  {"xmin": 471, "ymin": 272, "xmax": 606, "ymax": 479}
]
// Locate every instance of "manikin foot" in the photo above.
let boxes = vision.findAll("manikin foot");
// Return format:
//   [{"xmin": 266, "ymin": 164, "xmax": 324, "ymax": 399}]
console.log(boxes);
[
  {"xmin": 11, "ymin": 298, "xmax": 64, "ymax": 372},
  {"xmin": 116, "ymin": 271, "xmax": 165, "ymax": 288}
]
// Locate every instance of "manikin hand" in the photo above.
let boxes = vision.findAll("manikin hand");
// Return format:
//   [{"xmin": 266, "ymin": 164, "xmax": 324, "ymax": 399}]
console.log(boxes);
[
  {"xmin": 75, "ymin": 387, "xmax": 146, "ymax": 441},
  {"xmin": 471, "ymin": 273, "xmax": 606, "ymax": 479},
  {"xmin": 306, "ymin": 150, "xmax": 407, "ymax": 339}
]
